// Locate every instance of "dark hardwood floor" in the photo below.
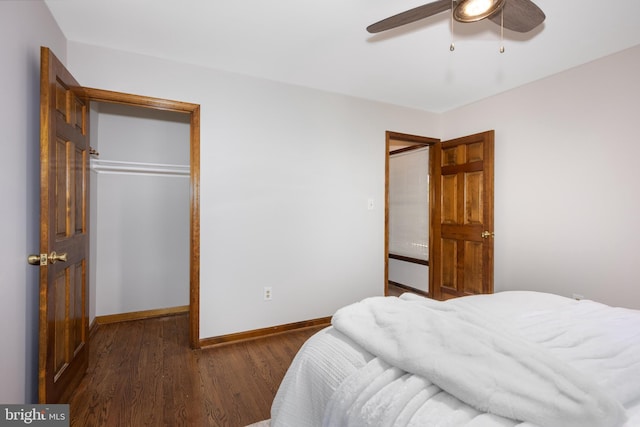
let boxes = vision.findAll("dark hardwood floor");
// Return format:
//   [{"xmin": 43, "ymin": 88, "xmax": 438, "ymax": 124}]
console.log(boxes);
[{"xmin": 68, "ymin": 314, "xmax": 324, "ymax": 427}]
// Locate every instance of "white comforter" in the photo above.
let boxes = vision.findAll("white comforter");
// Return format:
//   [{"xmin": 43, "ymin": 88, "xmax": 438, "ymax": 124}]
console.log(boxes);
[{"xmin": 271, "ymin": 292, "xmax": 640, "ymax": 427}]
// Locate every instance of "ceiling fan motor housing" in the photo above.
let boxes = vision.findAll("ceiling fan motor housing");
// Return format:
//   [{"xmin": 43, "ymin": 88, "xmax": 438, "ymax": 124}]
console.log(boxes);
[{"xmin": 453, "ymin": 0, "xmax": 506, "ymax": 23}]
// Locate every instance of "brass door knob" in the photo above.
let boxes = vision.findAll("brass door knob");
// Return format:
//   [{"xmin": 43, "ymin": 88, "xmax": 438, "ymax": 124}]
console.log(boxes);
[
  {"xmin": 48, "ymin": 251, "xmax": 68, "ymax": 263},
  {"xmin": 27, "ymin": 251, "xmax": 68, "ymax": 266},
  {"xmin": 27, "ymin": 254, "xmax": 45, "ymax": 265}
]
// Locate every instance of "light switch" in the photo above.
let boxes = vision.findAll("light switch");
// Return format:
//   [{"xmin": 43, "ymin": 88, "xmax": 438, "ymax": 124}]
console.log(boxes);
[{"xmin": 367, "ymin": 198, "xmax": 375, "ymax": 210}]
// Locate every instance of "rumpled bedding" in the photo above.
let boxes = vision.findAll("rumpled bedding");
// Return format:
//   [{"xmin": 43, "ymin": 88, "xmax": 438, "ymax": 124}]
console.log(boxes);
[{"xmin": 271, "ymin": 291, "xmax": 640, "ymax": 427}]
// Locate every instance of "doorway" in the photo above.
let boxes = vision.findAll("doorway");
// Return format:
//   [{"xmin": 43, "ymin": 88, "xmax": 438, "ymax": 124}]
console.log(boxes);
[
  {"xmin": 85, "ymin": 88, "xmax": 201, "ymax": 348},
  {"xmin": 89, "ymin": 102, "xmax": 190, "ymax": 326},
  {"xmin": 384, "ymin": 131, "xmax": 439, "ymax": 297}
]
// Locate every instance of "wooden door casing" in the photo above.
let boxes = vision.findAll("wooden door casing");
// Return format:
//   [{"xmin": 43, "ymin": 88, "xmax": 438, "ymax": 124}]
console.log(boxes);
[
  {"xmin": 430, "ymin": 131, "xmax": 494, "ymax": 300},
  {"xmin": 39, "ymin": 47, "xmax": 90, "ymax": 403},
  {"xmin": 384, "ymin": 131, "xmax": 439, "ymax": 296}
]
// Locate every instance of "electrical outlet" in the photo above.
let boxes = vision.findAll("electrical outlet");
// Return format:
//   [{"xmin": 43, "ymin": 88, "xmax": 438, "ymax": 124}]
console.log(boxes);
[{"xmin": 264, "ymin": 287, "xmax": 272, "ymax": 301}]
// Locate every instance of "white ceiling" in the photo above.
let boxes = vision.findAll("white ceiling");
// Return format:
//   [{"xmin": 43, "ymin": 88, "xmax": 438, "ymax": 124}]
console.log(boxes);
[{"xmin": 45, "ymin": 0, "xmax": 640, "ymax": 113}]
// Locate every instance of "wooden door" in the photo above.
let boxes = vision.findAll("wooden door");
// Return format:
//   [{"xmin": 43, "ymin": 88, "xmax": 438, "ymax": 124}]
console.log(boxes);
[
  {"xmin": 430, "ymin": 131, "xmax": 494, "ymax": 300},
  {"xmin": 37, "ymin": 47, "xmax": 90, "ymax": 403}
]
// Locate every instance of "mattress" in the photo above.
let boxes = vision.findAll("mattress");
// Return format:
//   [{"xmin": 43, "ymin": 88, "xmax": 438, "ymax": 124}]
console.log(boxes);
[{"xmin": 271, "ymin": 291, "xmax": 640, "ymax": 427}]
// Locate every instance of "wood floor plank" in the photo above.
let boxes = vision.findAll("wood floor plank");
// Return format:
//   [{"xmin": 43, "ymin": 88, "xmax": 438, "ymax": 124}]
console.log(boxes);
[{"xmin": 69, "ymin": 314, "xmax": 323, "ymax": 427}]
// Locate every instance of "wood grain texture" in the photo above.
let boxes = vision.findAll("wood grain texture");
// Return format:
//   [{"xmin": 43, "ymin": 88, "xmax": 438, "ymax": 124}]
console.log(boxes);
[
  {"xmin": 431, "ymin": 131, "xmax": 494, "ymax": 300},
  {"xmin": 94, "ymin": 305, "xmax": 189, "ymax": 325},
  {"xmin": 68, "ymin": 314, "xmax": 323, "ymax": 427},
  {"xmin": 488, "ymin": 0, "xmax": 545, "ymax": 32},
  {"xmin": 367, "ymin": 0, "xmax": 451, "ymax": 33},
  {"xmin": 200, "ymin": 317, "xmax": 330, "ymax": 348},
  {"xmin": 39, "ymin": 46, "xmax": 90, "ymax": 404}
]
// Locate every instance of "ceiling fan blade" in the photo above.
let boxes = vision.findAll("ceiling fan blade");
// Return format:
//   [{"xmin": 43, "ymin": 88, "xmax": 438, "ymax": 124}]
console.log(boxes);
[
  {"xmin": 489, "ymin": 0, "xmax": 545, "ymax": 32},
  {"xmin": 367, "ymin": 0, "xmax": 452, "ymax": 33}
]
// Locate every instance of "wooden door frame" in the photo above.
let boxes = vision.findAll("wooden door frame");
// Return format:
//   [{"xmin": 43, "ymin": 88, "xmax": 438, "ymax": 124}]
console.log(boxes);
[
  {"xmin": 84, "ymin": 88, "xmax": 201, "ymax": 349},
  {"xmin": 384, "ymin": 131, "xmax": 439, "ymax": 296}
]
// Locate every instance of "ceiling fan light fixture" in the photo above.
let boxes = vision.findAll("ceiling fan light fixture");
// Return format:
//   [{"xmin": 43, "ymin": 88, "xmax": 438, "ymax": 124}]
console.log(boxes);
[{"xmin": 453, "ymin": 0, "xmax": 506, "ymax": 22}]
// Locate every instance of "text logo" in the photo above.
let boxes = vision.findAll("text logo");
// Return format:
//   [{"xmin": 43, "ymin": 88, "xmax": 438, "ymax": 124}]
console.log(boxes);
[{"xmin": 0, "ymin": 405, "xmax": 69, "ymax": 427}]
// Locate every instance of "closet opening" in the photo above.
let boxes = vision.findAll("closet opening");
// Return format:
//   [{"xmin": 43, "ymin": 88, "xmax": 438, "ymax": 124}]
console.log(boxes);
[{"xmin": 85, "ymin": 88, "xmax": 201, "ymax": 348}]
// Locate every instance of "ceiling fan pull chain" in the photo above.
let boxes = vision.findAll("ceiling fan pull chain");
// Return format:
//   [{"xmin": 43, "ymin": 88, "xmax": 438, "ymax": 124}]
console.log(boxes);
[
  {"xmin": 499, "ymin": 7, "xmax": 505, "ymax": 53},
  {"xmin": 450, "ymin": 0, "xmax": 456, "ymax": 51}
]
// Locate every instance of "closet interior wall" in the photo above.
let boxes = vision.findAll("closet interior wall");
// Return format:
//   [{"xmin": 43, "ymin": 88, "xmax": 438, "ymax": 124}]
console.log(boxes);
[{"xmin": 89, "ymin": 102, "xmax": 191, "ymax": 322}]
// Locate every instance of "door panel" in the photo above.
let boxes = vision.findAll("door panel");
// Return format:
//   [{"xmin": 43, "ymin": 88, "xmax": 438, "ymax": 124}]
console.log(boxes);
[
  {"xmin": 431, "ymin": 131, "xmax": 494, "ymax": 300},
  {"xmin": 441, "ymin": 238, "xmax": 457, "ymax": 292},
  {"xmin": 464, "ymin": 171, "xmax": 483, "ymax": 225},
  {"xmin": 463, "ymin": 240, "xmax": 483, "ymax": 294},
  {"xmin": 39, "ymin": 47, "xmax": 90, "ymax": 403},
  {"xmin": 441, "ymin": 175, "xmax": 458, "ymax": 224}
]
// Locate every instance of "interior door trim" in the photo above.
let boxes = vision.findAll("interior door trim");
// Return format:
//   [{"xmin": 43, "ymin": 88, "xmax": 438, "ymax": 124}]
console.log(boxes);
[{"xmin": 83, "ymin": 87, "xmax": 201, "ymax": 349}]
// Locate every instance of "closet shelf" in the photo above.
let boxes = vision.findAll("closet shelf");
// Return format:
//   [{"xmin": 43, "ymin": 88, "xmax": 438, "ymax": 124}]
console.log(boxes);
[{"xmin": 90, "ymin": 159, "xmax": 189, "ymax": 177}]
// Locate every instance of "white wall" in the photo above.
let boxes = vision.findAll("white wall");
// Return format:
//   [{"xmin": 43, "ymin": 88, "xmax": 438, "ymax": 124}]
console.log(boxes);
[
  {"xmin": 66, "ymin": 42, "xmax": 442, "ymax": 337},
  {"xmin": 441, "ymin": 45, "xmax": 640, "ymax": 309},
  {"xmin": 0, "ymin": 0, "xmax": 67, "ymax": 404},
  {"xmin": 66, "ymin": 41, "xmax": 640, "ymax": 340},
  {"xmin": 389, "ymin": 259, "xmax": 429, "ymax": 292},
  {"xmin": 91, "ymin": 104, "xmax": 190, "ymax": 318}
]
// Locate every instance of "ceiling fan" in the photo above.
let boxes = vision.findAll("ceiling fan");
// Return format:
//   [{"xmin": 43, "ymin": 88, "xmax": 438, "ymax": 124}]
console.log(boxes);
[{"xmin": 367, "ymin": 0, "xmax": 545, "ymax": 34}]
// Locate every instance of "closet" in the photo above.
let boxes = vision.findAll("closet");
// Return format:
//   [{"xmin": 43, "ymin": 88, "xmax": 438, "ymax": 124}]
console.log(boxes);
[{"xmin": 89, "ymin": 103, "xmax": 190, "ymax": 321}]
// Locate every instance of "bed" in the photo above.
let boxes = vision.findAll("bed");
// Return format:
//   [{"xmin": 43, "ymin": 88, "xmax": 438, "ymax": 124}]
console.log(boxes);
[{"xmin": 271, "ymin": 291, "xmax": 640, "ymax": 427}]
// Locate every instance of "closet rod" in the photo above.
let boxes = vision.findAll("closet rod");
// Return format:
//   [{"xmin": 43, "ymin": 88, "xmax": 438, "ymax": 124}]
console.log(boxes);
[{"xmin": 90, "ymin": 159, "xmax": 189, "ymax": 177}]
